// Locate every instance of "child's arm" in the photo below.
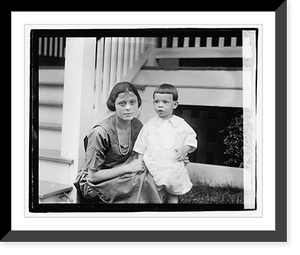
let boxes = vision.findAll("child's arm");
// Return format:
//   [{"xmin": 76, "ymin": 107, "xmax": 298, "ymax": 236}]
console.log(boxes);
[
  {"xmin": 175, "ymin": 122, "xmax": 198, "ymax": 162},
  {"xmin": 175, "ymin": 145, "xmax": 193, "ymax": 161}
]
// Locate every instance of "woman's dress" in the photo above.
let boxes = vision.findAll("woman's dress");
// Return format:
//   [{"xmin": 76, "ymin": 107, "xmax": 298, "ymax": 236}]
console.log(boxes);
[{"xmin": 74, "ymin": 115, "xmax": 162, "ymax": 203}]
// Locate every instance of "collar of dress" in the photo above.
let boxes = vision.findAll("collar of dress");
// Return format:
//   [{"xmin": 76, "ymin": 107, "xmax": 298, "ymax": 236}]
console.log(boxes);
[
  {"xmin": 107, "ymin": 114, "xmax": 135, "ymax": 137},
  {"xmin": 149, "ymin": 115, "xmax": 184, "ymax": 127}
]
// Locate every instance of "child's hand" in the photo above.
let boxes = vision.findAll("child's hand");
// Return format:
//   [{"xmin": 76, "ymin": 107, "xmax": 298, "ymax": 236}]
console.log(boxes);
[
  {"xmin": 175, "ymin": 148, "xmax": 187, "ymax": 161},
  {"xmin": 175, "ymin": 145, "xmax": 192, "ymax": 162},
  {"xmin": 183, "ymin": 155, "xmax": 190, "ymax": 166}
]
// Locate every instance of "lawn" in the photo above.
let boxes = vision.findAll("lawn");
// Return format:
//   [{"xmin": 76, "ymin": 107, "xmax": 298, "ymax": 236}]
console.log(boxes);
[{"xmin": 178, "ymin": 183, "xmax": 244, "ymax": 204}]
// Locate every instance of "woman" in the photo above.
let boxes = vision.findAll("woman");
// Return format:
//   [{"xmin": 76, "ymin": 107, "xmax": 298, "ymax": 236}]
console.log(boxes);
[{"xmin": 74, "ymin": 82, "xmax": 163, "ymax": 203}]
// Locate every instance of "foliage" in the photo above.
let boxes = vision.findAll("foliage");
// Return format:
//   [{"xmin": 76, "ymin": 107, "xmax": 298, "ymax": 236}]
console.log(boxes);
[
  {"xmin": 222, "ymin": 109, "xmax": 244, "ymax": 168},
  {"xmin": 220, "ymin": 108, "xmax": 254, "ymax": 169}
]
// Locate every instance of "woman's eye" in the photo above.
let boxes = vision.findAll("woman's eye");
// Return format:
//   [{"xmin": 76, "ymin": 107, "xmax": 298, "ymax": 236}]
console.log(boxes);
[
  {"xmin": 130, "ymin": 100, "xmax": 136, "ymax": 105},
  {"xmin": 119, "ymin": 102, "xmax": 125, "ymax": 106}
]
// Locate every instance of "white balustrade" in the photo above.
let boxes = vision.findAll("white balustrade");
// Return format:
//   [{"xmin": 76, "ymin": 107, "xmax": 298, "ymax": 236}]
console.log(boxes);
[{"xmin": 93, "ymin": 37, "xmax": 150, "ymax": 112}]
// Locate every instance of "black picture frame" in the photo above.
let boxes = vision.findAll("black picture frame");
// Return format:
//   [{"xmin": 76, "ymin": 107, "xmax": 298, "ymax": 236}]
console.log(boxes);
[
  {"xmin": 5, "ymin": 2, "xmax": 287, "ymax": 242},
  {"xmin": 30, "ymin": 27, "xmax": 253, "ymax": 214}
]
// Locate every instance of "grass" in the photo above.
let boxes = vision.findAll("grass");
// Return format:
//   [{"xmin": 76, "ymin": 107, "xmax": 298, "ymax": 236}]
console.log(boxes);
[{"xmin": 178, "ymin": 183, "xmax": 244, "ymax": 204}]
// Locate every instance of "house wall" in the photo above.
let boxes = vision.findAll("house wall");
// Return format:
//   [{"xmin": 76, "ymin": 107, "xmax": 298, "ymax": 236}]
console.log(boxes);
[
  {"xmin": 132, "ymin": 68, "xmax": 245, "ymax": 168},
  {"xmin": 137, "ymin": 86, "xmax": 244, "ymax": 125},
  {"xmin": 132, "ymin": 68, "xmax": 246, "ymax": 124}
]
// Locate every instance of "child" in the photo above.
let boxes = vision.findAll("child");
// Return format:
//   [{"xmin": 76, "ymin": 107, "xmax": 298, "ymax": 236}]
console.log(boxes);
[{"xmin": 133, "ymin": 84, "xmax": 197, "ymax": 203}]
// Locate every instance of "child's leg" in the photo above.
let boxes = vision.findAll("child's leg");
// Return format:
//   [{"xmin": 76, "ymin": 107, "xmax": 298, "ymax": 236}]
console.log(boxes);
[{"xmin": 167, "ymin": 193, "xmax": 178, "ymax": 204}]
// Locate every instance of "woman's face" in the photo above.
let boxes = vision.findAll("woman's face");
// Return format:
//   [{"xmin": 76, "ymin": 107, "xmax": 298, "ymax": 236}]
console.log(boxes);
[{"xmin": 114, "ymin": 90, "xmax": 139, "ymax": 121}]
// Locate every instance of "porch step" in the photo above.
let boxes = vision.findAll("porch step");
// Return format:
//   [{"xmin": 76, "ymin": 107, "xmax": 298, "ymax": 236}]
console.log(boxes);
[
  {"xmin": 39, "ymin": 180, "xmax": 73, "ymax": 203},
  {"xmin": 39, "ymin": 149, "xmax": 73, "ymax": 164},
  {"xmin": 39, "ymin": 128, "xmax": 62, "ymax": 151},
  {"xmin": 39, "ymin": 104, "xmax": 63, "ymax": 125},
  {"xmin": 39, "ymin": 180, "xmax": 73, "ymax": 200},
  {"xmin": 39, "ymin": 100, "xmax": 63, "ymax": 107},
  {"xmin": 39, "ymin": 68, "xmax": 64, "ymax": 104},
  {"xmin": 39, "ymin": 68, "xmax": 64, "ymax": 85},
  {"xmin": 39, "ymin": 122, "xmax": 62, "ymax": 150},
  {"xmin": 39, "ymin": 149, "xmax": 74, "ymax": 185},
  {"xmin": 39, "ymin": 83, "xmax": 64, "ymax": 103},
  {"xmin": 39, "ymin": 122, "xmax": 62, "ymax": 131}
]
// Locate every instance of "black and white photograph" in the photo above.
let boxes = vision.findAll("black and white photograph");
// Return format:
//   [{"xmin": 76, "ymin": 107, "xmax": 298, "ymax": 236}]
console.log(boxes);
[
  {"xmin": 30, "ymin": 28, "xmax": 258, "ymax": 212},
  {"xmin": 6, "ymin": 5, "xmax": 289, "ymax": 245}
]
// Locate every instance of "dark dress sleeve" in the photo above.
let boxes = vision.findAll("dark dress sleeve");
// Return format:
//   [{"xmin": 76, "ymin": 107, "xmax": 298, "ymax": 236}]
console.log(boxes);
[{"xmin": 85, "ymin": 126, "xmax": 110, "ymax": 171}]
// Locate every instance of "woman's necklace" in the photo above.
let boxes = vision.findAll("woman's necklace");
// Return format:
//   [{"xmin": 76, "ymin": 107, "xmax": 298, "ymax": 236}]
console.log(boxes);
[{"xmin": 116, "ymin": 123, "xmax": 131, "ymax": 155}]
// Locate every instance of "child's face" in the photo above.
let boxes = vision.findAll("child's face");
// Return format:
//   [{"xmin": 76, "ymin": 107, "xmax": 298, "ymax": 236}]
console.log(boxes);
[
  {"xmin": 115, "ymin": 91, "xmax": 139, "ymax": 121},
  {"xmin": 153, "ymin": 93, "xmax": 178, "ymax": 120}
]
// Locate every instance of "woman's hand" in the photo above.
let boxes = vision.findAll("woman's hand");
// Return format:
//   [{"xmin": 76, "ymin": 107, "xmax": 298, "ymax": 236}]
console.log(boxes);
[{"xmin": 127, "ymin": 159, "xmax": 146, "ymax": 173}]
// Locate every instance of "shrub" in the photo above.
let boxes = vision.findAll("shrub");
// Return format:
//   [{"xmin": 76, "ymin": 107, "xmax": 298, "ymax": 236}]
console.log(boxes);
[{"xmin": 222, "ymin": 109, "xmax": 244, "ymax": 168}]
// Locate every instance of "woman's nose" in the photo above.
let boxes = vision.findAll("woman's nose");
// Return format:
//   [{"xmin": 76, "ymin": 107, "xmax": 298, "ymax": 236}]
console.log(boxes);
[{"xmin": 125, "ymin": 103, "xmax": 131, "ymax": 110}]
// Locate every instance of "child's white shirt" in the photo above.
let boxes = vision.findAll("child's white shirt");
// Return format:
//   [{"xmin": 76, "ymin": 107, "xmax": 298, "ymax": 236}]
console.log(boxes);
[{"xmin": 133, "ymin": 115, "xmax": 197, "ymax": 195}]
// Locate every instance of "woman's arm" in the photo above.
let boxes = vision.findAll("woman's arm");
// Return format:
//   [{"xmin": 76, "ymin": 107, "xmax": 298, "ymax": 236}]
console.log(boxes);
[
  {"xmin": 137, "ymin": 153, "xmax": 144, "ymax": 160},
  {"xmin": 88, "ymin": 158, "xmax": 145, "ymax": 184}
]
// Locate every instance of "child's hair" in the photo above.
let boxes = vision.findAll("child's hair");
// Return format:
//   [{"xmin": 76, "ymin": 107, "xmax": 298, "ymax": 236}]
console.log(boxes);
[
  {"xmin": 106, "ymin": 82, "xmax": 142, "ymax": 111},
  {"xmin": 153, "ymin": 83, "xmax": 178, "ymax": 101}
]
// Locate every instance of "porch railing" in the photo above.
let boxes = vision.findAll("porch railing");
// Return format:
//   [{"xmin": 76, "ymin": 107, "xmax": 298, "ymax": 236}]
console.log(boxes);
[
  {"xmin": 94, "ymin": 37, "xmax": 150, "ymax": 110},
  {"xmin": 155, "ymin": 36, "xmax": 242, "ymax": 59},
  {"xmin": 38, "ymin": 36, "xmax": 65, "ymax": 58}
]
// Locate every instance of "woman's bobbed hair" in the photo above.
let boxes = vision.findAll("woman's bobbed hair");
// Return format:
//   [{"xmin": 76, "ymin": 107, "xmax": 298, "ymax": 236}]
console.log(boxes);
[{"xmin": 106, "ymin": 82, "xmax": 142, "ymax": 111}]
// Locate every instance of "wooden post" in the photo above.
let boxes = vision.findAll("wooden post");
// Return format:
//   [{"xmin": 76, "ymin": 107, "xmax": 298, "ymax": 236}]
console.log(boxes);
[
  {"xmin": 219, "ymin": 37, "xmax": 225, "ymax": 47},
  {"xmin": 172, "ymin": 37, "xmax": 178, "ymax": 48},
  {"xmin": 129, "ymin": 37, "xmax": 135, "ymax": 68},
  {"xmin": 116, "ymin": 37, "xmax": 124, "ymax": 82},
  {"xmin": 102, "ymin": 37, "xmax": 111, "ymax": 103},
  {"xmin": 206, "ymin": 37, "xmax": 212, "ymax": 47},
  {"xmin": 109, "ymin": 37, "xmax": 118, "ymax": 89},
  {"xmin": 195, "ymin": 37, "xmax": 200, "ymax": 47},
  {"xmin": 183, "ymin": 37, "xmax": 189, "ymax": 47},
  {"xmin": 161, "ymin": 37, "xmax": 167, "ymax": 48},
  {"xmin": 61, "ymin": 38, "xmax": 96, "ymax": 200},
  {"xmin": 123, "ymin": 37, "xmax": 130, "ymax": 75},
  {"xmin": 144, "ymin": 37, "xmax": 158, "ymax": 67},
  {"xmin": 95, "ymin": 38, "xmax": 104, "ymax": 109},
  {"xmin": 135, "ymin": 37, "xmax": 140, "ymax": 61},
  {"xmin": 140, "ymin": 37, "xmax": 145, "ymax": 53}
]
